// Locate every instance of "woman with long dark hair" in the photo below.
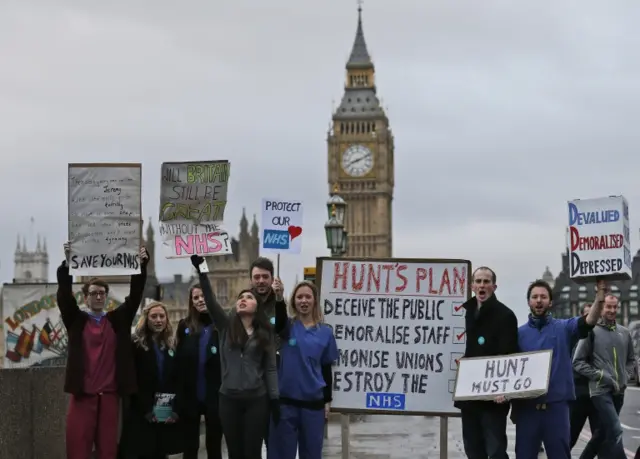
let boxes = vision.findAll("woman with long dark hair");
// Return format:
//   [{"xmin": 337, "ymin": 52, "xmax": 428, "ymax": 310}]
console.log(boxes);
[
  {"xmin": 174, "ymin": 282, "xmax": 223, "ymax": 459},
  {"xmin": 190, "ymin": 254, "xmax": 280, "ymax": 459},
  {"xmin": 267, "ymin": 281, "xmax": 338, "ymax": 459},
  {"xmin": 120, "ymin": 301, "xmax": 182, "ymax": 459}
]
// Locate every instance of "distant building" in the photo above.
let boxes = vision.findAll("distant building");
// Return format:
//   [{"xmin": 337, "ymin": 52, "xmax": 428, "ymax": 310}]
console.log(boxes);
[
  {"xmin": 544, "ymin": 249, "xmax": 640, "ymax": 326},
  {"xmin": 13, "ymin": 235, "xmax": 49, "ymax": 283}
]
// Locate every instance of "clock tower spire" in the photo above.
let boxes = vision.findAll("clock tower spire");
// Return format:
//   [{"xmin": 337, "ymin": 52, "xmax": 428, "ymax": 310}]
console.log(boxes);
[{"xmin": 327, "ymin": 4, "xmax": 394, "ymax": 259}]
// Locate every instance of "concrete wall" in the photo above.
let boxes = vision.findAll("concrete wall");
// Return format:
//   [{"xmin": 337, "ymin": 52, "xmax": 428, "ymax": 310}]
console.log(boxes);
[{"xmin": 0, "ymin": 367, "xmax": 67, "ymax": 459}]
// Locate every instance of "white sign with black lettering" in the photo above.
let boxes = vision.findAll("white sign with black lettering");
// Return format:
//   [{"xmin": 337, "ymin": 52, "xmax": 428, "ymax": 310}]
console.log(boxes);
[
  {"xmin": 453, "ymin": 350, "xmax": 552, "ymax": 401},
  {"xmin": 319, "ymin": 257, "xmax": 470, "ymax": 416}
]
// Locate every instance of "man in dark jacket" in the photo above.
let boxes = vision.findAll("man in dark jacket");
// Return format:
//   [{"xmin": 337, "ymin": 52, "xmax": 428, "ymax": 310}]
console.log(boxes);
[
  {"xmin": 455, "ymin": 266, "xmax": 519, "ymax": 459},
  {"xmin": 248, "ymin": 256, "xmax": 287, "ymax": 456},
  {"xmin": 58, "ymin": 242, "xmax": 148, "ymax": 459}
]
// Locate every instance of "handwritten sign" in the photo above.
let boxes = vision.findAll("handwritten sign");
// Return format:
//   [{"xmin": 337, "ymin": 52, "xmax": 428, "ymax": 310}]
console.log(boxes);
[
  {"xmin": 568, "ymin": 196, "xmax": 631, "ymax": 280},
  {"xmin": 261, "ymin": 198, "xmax": 304, "ymax": 254},
  {"xmin": 68, "ymin": 163, "xmax": 142, "ymax": 276},
  {"xmin": 319, "ymin": 257, "xmax": 470, "ymax": 415},
  {"xmin": 159, "ymin": 161, "xmax": 232, "ymax": 258},
  {"xmin": 1, "ymin": 283, "xmax": 135, "ymax": 368},
  {"xmin": 453, "ymin": 350, "xmax": 552, "ymax": 401}
]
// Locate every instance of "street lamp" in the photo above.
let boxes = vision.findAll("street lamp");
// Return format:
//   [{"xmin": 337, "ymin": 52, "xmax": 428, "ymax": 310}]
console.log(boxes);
[{"xmin": 325, "ymin": 184, "xmax": 348, "ymax": 257}]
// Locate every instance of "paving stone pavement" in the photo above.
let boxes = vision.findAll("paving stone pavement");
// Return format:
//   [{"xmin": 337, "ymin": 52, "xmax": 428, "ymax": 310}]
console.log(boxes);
[{"xmin": 170, "ymin": 414, "xmax": 591, "ymax": 458}]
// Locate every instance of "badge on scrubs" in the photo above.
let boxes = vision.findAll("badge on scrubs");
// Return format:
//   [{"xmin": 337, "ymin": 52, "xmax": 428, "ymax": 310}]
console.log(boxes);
[
  {"xmin": 270, "ymin": 316, "xmax": 276, "ymax": 325},
  {"xmin": 168, "ymin": 350, "xmax": 174, "ymax": 357},
  {"xmin": 288, "ymin": 338, "xmax": 297, "ymax": 347},
  {"xmin": 477, "ymin": 336, "xmax": 485, "ymax": 345},
  {"xmin": 211, "ymin": 346, "xmax": 218, "ymax": 355}
]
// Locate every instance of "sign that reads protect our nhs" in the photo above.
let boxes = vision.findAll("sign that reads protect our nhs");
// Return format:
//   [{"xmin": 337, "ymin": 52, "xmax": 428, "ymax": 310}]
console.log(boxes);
[{"xmin": 568, "ymin": 195, "xmax": 631, "ymax": 280}]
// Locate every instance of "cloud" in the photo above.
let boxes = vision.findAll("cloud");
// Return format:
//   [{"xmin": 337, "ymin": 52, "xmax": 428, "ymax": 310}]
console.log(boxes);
[{"xmin": 1, "ymin": 0, "xmax": 640, "ymax": 326}]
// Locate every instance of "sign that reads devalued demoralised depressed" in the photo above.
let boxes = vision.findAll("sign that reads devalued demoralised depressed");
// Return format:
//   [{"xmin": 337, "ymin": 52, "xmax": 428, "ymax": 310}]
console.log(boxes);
[
  {"xmin": 319, "ymin": 257, "xmax": 470, "ymax": 415},
  {"xmin": 568, "ymin": 196, "xmax": 631, "ymax": 280},
  {"xmin": 453, "ymin": 350, "xmax": 552, "ymax": 401}
]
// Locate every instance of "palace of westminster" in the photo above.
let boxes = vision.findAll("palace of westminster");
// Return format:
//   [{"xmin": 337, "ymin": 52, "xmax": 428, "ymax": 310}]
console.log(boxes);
[{"xmin": 2, "ymin": 6, "xmax": 639, "ymax": 363}]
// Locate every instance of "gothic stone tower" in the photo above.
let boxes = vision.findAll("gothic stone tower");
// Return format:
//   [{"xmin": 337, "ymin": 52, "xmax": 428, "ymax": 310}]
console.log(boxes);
[
  {"xmin": 327, "ymin": 5, "xmax": 395, "ymax": 258},
  {"xmin": 13, "ymin": 235, "xmax": 49, "ymax": 283}
]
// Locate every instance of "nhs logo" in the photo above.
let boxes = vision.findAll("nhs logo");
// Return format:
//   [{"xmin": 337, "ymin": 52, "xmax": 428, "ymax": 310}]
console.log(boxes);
[
  {"xmin": 365, "ymin": 392, "xmax": 405, "ymax": 411},
  {"xmin": 263, "ymin": 229, "xmax": 290, "ymax": 250}
]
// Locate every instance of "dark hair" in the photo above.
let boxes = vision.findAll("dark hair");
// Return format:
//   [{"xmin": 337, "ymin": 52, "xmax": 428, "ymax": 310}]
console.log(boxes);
[
  {"xmin": 228, "ymin": 288, "xmax": 271, "ymax": 350},
  {"xmin": 185, "ymin": 284, "xmax": 206, "ymax": 333},
  {"xmin": 82, "ymin": 278, "xmax": 110, "ymax": 296},
  {"xmin": 249, "ymin": 257, "xmax": 274, "ymax": 278},
  {"xmin": 472, "ymin": 266, "xmax": 496, "ymax": 283},
  {"xmin": 526, "ymin": 280, "xmax": 553, "ymax": 301}
]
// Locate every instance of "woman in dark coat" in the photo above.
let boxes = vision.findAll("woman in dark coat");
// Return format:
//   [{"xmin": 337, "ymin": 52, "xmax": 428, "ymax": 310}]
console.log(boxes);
[
  {"xmin": 174, "ymin": 283, "xmax": 223, "ymax": 459},
  {"xmin": 121, "ymin": 301, "xmax": 182, "ymax": 459}
]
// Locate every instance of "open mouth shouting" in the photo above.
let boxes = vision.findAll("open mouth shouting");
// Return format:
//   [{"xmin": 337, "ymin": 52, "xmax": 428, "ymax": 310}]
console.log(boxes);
[
  {"xmin": 532, "ymin": 303, "xmax": 546, "ymax": 316},
  {"xmin": 476, "ymin": 288, "xmax": 488, "ymax": 302}
]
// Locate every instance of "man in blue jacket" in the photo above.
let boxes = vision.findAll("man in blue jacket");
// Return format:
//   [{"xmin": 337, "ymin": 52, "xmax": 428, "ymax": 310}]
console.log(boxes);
[{"xmin": 513, "ymin": 279, "xmax": 606, "ymax": 459}]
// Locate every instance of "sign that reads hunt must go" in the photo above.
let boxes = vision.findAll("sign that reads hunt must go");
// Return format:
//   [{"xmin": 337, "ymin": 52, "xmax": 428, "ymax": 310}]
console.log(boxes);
[
  {"xmin": 453, "ymin": 350, "xmax": 552, "ymax": 401},
  {"xmin": 318, "ymin": 257, "xmax": 470, "ymax": 416},
  {"xmin": 568, "ymin": 196, "xmax": 631, "ymax": 280}
]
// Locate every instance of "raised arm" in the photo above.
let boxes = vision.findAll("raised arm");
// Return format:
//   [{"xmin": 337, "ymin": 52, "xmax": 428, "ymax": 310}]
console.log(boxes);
[
  {"xmin": 56, "ymin": 243, "xmax": 80, "ymax": 329},
  {"xmin": 271, "ymin": 278, "xmax": 288, "ymax": 335},
  {"xmin": 112, "ymin": 246, "xmax": 149, "ymax": 326},
  {"xmin": 584, "ymin": 279, "xmax": 607, "ymax": 326},
  {"xmin": 191, "ymin": 255, "xmax": 229, "ymax": 329}
]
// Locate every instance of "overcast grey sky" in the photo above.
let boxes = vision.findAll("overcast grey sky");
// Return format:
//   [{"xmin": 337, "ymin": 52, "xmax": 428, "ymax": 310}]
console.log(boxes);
[{"xmin": 2, "ymin": 0, "xmax": 640, "ymax": 325}]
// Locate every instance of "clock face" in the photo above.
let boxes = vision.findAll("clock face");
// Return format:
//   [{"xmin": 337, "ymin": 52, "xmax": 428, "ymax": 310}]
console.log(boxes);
[{"xmin": 341, "ymin": 144, "xmax": 374, "ymax": 177}]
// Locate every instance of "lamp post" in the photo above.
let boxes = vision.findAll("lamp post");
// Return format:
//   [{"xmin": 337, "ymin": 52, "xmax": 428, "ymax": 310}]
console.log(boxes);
[
  {"xmin": 325, "ymin": 186, "xmax": 348, "ymax": 257},
  {"xmin": 324, "ymin": 185, "xmax": 350, "ymax": 458}
]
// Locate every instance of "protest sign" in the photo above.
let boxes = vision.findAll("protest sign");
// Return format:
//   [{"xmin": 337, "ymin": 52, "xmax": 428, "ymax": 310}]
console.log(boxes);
[
  {"xmin": 1, "ymin": 283, "xmax": 137, "ymax": 368},
  {"xmin": 260, "ymin": 198, "xmax": 303, "ymax": 254},
  {"xmin": 68, "ymin": 163, "xmax": 142, "ymax": 276},
  {"xmin": 318, "ymin": 257, "xmax": 470, "ymax": 415},
  {"xmin": 568, "ymin": 196, "xmax": 631, "ymax": 280},
  {"xmin": 453, "ymin": 350, "xmax": 552, "ymax": 401},
  {"xmin": 159, "ymin": 161, "xmax": 232, "ymax": 258}
]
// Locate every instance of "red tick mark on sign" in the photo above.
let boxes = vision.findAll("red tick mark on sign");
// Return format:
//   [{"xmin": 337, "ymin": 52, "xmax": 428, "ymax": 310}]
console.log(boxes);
[
  {"xmin": 454, "ymin": 304, "xmax": 463, "ymax": 312},
  {"xmin": 456, "ymin": 331, "xmax": 466, "ymax": 341}
]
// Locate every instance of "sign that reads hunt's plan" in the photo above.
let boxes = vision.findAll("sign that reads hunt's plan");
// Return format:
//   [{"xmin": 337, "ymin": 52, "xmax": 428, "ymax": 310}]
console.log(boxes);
[
  {"xmin": 453, "ymin": 350, "xmax": 552, "ymax": 401},
  {"xmin": 68, "ymin": 163, "xmax": 142, "ymax": 276},
  {"xmin": 318, "ymin": 257, "xmax": 470, "ymax": 415},
  {"xmin": 159, "ymin": 161, "xmax": 233, "ymax": 258},
  {"xmin": 261, "ymin": 198, "xmax": 303, "ymax": 254},
  {"xmin": 568, "ymin": 196, "xmax": 631, "ymax": 280}
]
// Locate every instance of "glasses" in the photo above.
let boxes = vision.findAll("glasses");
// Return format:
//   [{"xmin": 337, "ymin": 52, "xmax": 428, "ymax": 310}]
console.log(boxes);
[{"xmin": 88, "ymin": 291, "xmax": 107, "ymax": 298}]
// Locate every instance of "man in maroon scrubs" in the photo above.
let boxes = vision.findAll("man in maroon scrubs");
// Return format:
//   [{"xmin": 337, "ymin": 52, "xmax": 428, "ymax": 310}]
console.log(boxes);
[{"xmin": 57, "ymin": 243, "xmax": 148, "ymax": 459}]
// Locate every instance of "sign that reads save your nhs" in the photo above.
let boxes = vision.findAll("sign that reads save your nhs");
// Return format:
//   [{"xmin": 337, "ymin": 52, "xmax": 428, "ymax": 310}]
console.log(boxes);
[{"xmin": 568, "ymin": 195, "xmax": 631, "ymax": 280}]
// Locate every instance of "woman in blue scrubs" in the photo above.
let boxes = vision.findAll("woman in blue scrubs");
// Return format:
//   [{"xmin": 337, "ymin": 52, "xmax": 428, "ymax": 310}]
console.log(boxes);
[{"xmin": 268, "ymin": 281, "xmax": 338, "ymax": 459}]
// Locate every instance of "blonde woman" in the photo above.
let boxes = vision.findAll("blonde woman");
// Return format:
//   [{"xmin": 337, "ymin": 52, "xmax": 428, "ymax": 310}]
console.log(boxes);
[
  {"xmin": 267, "ymin": 281, "xmax": 338, "ymax": 459},
  {"xmin": 120, "ymin": 301, "xmax": 183, "ymax": 459}
]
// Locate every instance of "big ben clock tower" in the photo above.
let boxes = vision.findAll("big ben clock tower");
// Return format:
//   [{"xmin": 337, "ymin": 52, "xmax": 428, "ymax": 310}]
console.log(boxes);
[{"xmin": 327, "ymin": 5, "xmax": 394, "ymax": 258}]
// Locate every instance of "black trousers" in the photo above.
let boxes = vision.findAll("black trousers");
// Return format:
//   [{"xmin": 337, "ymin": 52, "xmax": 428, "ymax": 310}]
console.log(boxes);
[
  {"xmin": 183, "ymin": 403, "xmax": 223, "ymax": 459},
  {"xmin": 461, "ymin": 407, "xmax": 509, "ymax": 459},
  {"xmin": 570, "ymin": 395, "xmax": 596, "ymax": 450},
  {"xmin": 219, "ymin": 394, "xmax": 269, "ymax": 459}
]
